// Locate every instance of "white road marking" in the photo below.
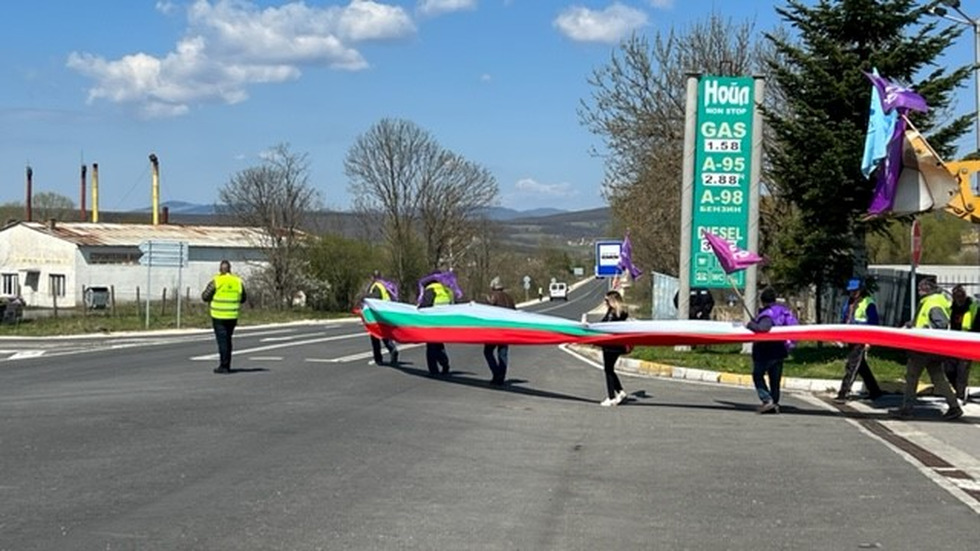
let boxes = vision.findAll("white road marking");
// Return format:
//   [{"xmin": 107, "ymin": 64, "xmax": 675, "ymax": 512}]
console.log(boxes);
[
  {"xmin": 307, "ymin": 351, "xmax": 375, "ymax": 363},
  {"xmin": 190, "ymin": 332, "xmax": 364, "ymax": 361},
  {"xmin": 9, "ymin": 350, "xmax": 45, "ymax": 360},
  {"xmin": 247, "ymin": 356, "xmax": 283, "ymax": 361},
  {"xmin": 259, "ymin": 333, "xmax": 326, "ymax": 342},
  {"xmin": 797, "ymin": 393, "xmax": 980, "ymax": 516},
  {"xmin": 305, "ymin": 343, "xmax": 425, "ymax": 364}
]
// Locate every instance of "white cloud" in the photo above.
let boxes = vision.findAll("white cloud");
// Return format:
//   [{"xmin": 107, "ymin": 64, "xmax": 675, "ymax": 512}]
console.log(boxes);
[
  {"xmin": 480, "ymin": 73, "xmax": 492, "ymax": 82},
  {"xmin": 155, "ymin": 1, "xmax": 178, "ymax": 16},
  {"xmin": 553, "ymin": 3, "xmax": 647, "ymax": 44},
  {"xmin": 514, "ymin": 177, "xmax": 578, "ymax": 198},
  {"xmin": 417, "ymin": 0, "xmax": 478, "ymax": 17},
  {"xmin": 648, "ymin": 0, "xmax": 673, "ymax": 8},
  {"xmin": 67, "ymin": 0, "xmax": 416, "ymax": 118}
]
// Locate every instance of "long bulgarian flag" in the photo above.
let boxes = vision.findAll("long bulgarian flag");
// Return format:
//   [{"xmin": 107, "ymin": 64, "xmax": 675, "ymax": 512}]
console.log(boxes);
[{"xmin": 360, "ymin": 299, "xmax": 980, "ymax": 361}]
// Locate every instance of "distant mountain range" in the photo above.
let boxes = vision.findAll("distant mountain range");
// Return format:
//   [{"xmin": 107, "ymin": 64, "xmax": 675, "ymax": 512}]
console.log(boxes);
[
  {"xmin": 127, "ymin": 201, "xmax": 611, "ymax": 253},
  {"xmin": 141, "ymin": 201, "xmax": 569, "ymax": 221}
]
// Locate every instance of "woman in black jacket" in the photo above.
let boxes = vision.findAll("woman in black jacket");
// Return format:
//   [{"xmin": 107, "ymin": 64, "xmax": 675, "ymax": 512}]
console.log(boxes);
[{"xmin": 599, "ymin": 290, "xmax": 629, "ymax": 406}]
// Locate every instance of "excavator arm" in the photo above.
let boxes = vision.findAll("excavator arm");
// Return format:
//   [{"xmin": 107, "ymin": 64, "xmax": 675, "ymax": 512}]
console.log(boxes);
[{"xmin": 942, "ymin": 160, "xmax": 980, "ymax": 224}]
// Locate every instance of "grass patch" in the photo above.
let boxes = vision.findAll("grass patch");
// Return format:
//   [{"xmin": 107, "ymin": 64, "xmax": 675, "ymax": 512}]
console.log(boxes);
[
  {"xmin": 0, "ymin": 302, "xmax": 346, "ymax": 337},
  {"xmin": 630, "ymin": 343, "xmax": 978, "ymax": 385}
]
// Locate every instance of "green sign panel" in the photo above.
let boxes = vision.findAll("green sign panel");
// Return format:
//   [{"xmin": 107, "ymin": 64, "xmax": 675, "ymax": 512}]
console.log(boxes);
[{"xmin": 690, "ymin": 75, "xmax": 754, "ymax": 288}]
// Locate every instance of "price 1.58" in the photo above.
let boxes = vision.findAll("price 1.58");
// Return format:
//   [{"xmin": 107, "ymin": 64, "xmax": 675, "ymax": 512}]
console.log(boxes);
[{"xmin": 704, "ymin": 139, "xmax": 741, "ymax": 152}]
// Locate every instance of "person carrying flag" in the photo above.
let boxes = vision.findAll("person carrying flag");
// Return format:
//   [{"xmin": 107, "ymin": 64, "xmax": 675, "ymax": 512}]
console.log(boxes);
[
  {"xmin": 417, "ymin": 269, "xmax": 463, "ymax": 376},
  {"xmin": 365, "ymin": 270, "xmax": 399, "ymax": 366},
  {"xmin": 834, "ymin": 277, "xmax": 883, "ymax": 403}
]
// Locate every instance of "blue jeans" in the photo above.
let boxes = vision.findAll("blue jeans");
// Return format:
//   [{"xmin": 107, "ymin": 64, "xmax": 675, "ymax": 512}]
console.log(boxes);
[
  {"xmin": 483, "ymin": 344, "xmax": 509, "ymax": 383},
  {"xmin": 752, "ymin": 358, "xmax": 783, "ymax": 404}
]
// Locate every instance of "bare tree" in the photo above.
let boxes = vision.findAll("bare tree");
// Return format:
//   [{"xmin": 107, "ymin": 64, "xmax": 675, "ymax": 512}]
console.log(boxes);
[
  {"xmin": 579, "ymin": 15, "xmax": 770, "ymax": 276},
  {"xmin": 417, "ymin": 153, "xmax": 498, "ymax": 270},
  {"xmin": 219, "ymin": 143, "xmax": 322, "ymax": 308},
  {"xmin": 345, "ymin": 118, "xmax": 499, "ymax": 295},
  {"xmin": 32, "ymin": 192, "xmax": 76, "ymax": 222}
]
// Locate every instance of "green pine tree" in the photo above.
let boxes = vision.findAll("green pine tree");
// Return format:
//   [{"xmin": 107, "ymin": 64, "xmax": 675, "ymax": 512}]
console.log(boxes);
[{"xmin": 763, "ymin": 0, "xmax": 972, "ymax": 313}]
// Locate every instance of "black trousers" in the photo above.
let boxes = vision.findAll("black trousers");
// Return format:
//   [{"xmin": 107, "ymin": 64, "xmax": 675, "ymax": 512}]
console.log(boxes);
[
  {"xmin": 602, "ymin": 348, "xmax": 624, "ymax": 399},
  {"xmin": 483, "ymin": 344, "xmax": 510, "ymax": 383},
  {"xmin": 370, "ymin": 337, "xmax": 397, "ymax": 364},
  {"xmin": 212, "ymin": 318, "xmax": 238, "ymax": 370},
  {"xmin": 838, "ymin": 344, "xmax": 881, "ymax": 398},
  {"xmin": 944, "ymin": 359, "xmax": 971, "ymax": 401},
  {"xmin": 426, "ymin": 343, "xmax": 450, "ymax": 374}
]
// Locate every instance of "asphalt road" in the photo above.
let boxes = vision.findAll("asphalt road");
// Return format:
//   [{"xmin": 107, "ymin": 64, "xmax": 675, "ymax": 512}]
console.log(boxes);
[{"xmin": 1, "ymin": 280, "xmax": 978, "ymax": 550}]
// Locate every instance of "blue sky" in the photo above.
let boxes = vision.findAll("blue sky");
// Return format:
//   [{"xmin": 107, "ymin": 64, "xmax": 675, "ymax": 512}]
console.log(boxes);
[{"xmin": 6, "ymin": 0, "xmax": 960, "ymax": 215}]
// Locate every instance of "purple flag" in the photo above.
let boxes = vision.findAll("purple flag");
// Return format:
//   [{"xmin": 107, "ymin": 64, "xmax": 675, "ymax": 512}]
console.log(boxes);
[
  {"xmin": 617, "ymin": 232, "xmax": 643, "ymax": 279},
  {"xmin": 417, "ymin": 270, "xmax": 464, "ymax": 305},
  {"xmin": 370, "ymin": 277, "xmax": 400, "ymax": 302},
  {"xmin": 867, "ymin": 115, "xmax": 908, "ymax": 215},
  {"xmin": 864, "ymin": 72, "xmax": 928, "ymax": 114},
  {"xmin": 863, "ymin": 72, "xmax": 929, "ymax": 216},
  {"xmin": 703, "ymin": 231, "xmax": 764, "ymax": 274}
]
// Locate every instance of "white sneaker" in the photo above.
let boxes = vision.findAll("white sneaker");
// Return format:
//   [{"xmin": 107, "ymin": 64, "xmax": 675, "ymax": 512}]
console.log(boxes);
[
  {"xmin": 615, "ymin": 390, "xmax": 628, "ymax": 404},
  {"xmin": 599, "ymin": 397, "xmax": 617, "ymax": 407}
]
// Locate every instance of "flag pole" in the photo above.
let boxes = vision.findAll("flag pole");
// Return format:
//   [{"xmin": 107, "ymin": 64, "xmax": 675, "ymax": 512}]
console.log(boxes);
[{"xmin": 726, "ymin": 275, "xmax": 755, "ymax": 320}]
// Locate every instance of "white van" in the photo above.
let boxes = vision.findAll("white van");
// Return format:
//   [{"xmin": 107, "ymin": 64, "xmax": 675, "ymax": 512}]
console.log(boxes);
[{"xmin": 549, "ymin": 282, "xmax": 568, "ymax": 301}]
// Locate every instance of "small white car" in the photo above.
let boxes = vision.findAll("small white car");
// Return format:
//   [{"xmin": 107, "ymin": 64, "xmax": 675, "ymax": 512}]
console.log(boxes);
[{"xmin": 549, "ymin": 282, "xmax": 568, "ymax": 301}]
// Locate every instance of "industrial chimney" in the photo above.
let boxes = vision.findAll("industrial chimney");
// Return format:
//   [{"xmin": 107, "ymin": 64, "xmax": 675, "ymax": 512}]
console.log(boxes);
[
  {"xmin": 91, "ymin": 163, "xmax": 100, "ymax": 223},
  {"xmin": 25, "ymin": 166, "xmax": 33, "ymax": 222},
  {"xmin": 149, "ymin": 153, "xmax": 160, "ymax": 226},
  {"xmin": 80, "ymin": 164, "xmax": 87, "ymax": 222}
]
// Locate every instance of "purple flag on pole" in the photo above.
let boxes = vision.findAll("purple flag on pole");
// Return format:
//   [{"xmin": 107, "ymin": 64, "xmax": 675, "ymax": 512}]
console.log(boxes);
[
  {"xmin": 617, "ymin": 232, "xmax": 643, "ymax": 279},
  {"xmin": 703, "ymin": 231, "xmax": 764, "ymax": 274},
  {"xmin": 862, "ymin": 72, "xmax": 929, "ymax": 215},
  {"xmin": 864, "ymin": 72, "xmax": 928, "ymax": 114},
  {"xmin": 867, "ymin": 115, "xmax": 909, "ymax": 215}
]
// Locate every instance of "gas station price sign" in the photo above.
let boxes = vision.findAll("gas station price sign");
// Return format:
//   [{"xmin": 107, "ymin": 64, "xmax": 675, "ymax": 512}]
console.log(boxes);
[{"xmin": 690, "ymin": 75, "xmax": 755, "ymax": 288}]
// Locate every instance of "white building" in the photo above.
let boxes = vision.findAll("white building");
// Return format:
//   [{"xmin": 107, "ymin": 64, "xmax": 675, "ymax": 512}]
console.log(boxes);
[{"xmin": 0, "ymin": 221, "xmax": 271, "ymax": 308}]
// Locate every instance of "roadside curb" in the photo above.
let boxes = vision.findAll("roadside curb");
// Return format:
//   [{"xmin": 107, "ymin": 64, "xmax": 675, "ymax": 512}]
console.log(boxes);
[{"xmin": 568, "ymin": 344, "xmax": 944, "ymax": 397}]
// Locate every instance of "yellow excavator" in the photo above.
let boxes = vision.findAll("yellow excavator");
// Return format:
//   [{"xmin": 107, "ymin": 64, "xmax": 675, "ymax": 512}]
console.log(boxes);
[{"xmin": 884, "ymin": 126, "xmax": 980, "ymax": 223}]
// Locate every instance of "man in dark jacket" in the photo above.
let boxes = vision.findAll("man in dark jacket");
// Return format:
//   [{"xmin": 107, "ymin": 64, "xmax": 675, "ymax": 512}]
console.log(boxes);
[
  {"xmin": 746, "ymin": 287, "xmax": 794, "ymax": 414},
  {"xmin": 835, "ymin": 278, "xmax": 883, "ymax": 402},
  {"xmin": 483, "ymin": 277, "xmax": 516, "ymax": 385},
  {"xmin": 945, "ymin": 284, "xmax": 976, "ymax": 402},
  {"xmin": 201, "ymin": 260, "xmax": 247, "ymax": 374}
]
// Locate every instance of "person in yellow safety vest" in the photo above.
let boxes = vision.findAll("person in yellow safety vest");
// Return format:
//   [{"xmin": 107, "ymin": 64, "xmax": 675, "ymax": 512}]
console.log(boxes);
[
  {"xmin": 945, "ymin": 285, "xmax": 977, "ymax": 402},
  {"xmin": 365, "ymin": 270, "xmax": 399, "ymax": 366},
  {"xmin": 201, "ymin": 259, "xmax": 247, "ymax": 374},
  {"xmin": 891, "ymin": 278, "xmax": 962, "ymax": 420},
  {"xmin": 417, "ymin": 270, "xmax": 460, "ymax": 376},
  {"xmin": 834, "ymin": 278, "xmax": 883, "ymax": 403}
]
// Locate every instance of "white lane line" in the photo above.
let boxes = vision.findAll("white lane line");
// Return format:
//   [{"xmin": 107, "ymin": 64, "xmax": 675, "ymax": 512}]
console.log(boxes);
[
  {"xmin": 796, "ymin": 393, "xmax": 980, "ymax": 516},
  {"xmin": 190, "ymin": 332, "xmax": 364, "ymax": 361},
  {"xmin": 305, "ymin": 343, "xmax": 425, "ymax": 364},
  {"xmin": 307, "ymin": 351, "xmax": 375, "ymax": 363},
  {"xmin": 259, "ymin": 333, "xmax": 325, "ymax": 342},
  {"xmin": 248, "ymin": 356, "xmax": 283, "ymax": 361},
  {"xmin": 9, "ymin": 351, "xmax": 45, "ymax": 360}
]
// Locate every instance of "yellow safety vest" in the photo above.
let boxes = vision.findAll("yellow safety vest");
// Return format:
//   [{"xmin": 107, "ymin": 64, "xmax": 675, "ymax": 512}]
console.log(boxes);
[
  {"xmin": 210, "ymin": 273, "xmax": 243, "ymax": 320},
  {"xmin": 426, "ymin": 282, "xmax": 452, "ymax": 305},
  {"xmin": 961, "ymin": 300, "xmax": 978, "ymax": 331},
  {"xmin": 914, "ymin": 293, "xmax": 951, "ymax": 329},
  {"xmin": 370, "ymin": 281, "xmax": 391, "ymax": 301},
  {"xmin": 853, "ymin": 296, "xmax": 874, "ymax": 324}
]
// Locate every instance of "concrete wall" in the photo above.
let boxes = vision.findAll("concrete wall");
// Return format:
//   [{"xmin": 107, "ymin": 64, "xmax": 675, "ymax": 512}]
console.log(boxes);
[
  {"xmin": 0, "ymin": 225, "xmax": 269, "ymax": 308},
  {"xmin": 0, "ymin": 225, "xmax": 78, "ymax": 308}
]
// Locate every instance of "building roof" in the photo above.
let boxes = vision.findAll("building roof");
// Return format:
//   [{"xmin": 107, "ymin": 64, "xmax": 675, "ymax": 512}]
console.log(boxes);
[{"xmin": 5, "ymin": 221, "xmax": 272, "ymax": 248}]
